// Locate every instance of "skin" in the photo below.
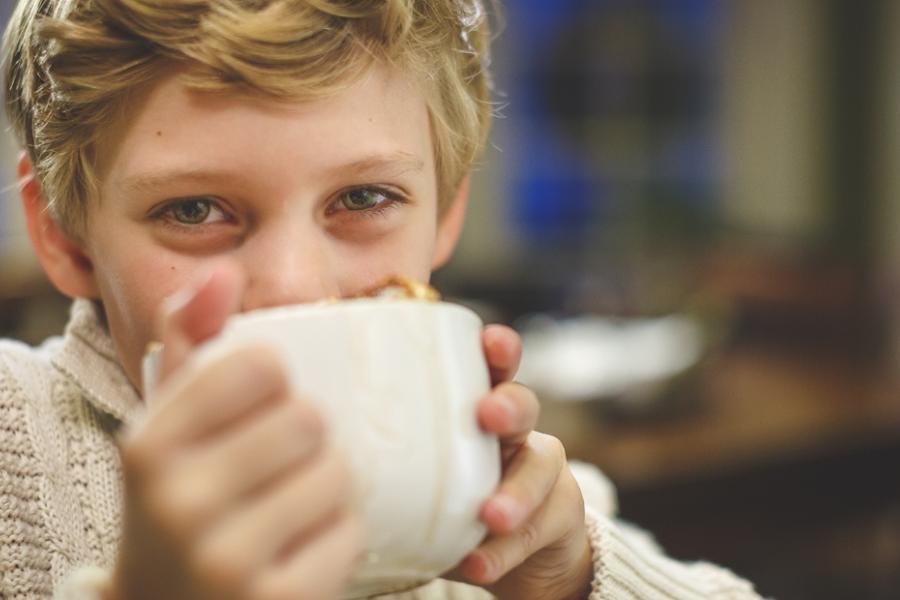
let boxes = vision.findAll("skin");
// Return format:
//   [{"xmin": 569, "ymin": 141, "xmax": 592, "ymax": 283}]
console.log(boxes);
[{"xmin": 19, "ymin": 62, "xmax": 592, "ymax": 600}]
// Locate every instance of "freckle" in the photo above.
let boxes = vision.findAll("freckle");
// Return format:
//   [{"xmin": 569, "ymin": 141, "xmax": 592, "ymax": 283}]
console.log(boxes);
[{"xmin": 156, "ymin": 130, "xmax": 162, "ymax": 137}]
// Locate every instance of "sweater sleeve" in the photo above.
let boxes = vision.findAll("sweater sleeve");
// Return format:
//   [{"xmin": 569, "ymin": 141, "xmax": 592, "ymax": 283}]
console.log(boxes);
[
  {"xmin": 0, "ymin": 341, "xmax": 117, "ymax": 600},
  {"xmin": 571, "ymin": 462, "xmax": 761, "ymax": 600},
  {"xmin": 583, "ymin": 509, "xmax": 760, "ymax": 600},
  {"xmin": 0, "ymin": 342, "xmax": 58, "ymax": 598},
  {"xmin": 54, "ymin": 567, "xmax": 112, "ymax": 600}
]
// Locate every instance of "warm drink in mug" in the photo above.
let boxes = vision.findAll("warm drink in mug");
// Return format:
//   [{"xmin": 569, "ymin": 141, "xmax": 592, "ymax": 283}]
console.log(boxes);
[{"xmin": 143, "ymin": 297, "xmax": 500, "ymax": 598}]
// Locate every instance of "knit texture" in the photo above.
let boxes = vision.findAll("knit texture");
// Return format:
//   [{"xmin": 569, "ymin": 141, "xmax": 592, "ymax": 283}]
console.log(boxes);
[
  {"xmin": 0, "ymin": 298, "xmax": 139, "ymax": 600},
  {"xmin": 1, "ymin": 299, "xmax": 760, "ymax": 599}
]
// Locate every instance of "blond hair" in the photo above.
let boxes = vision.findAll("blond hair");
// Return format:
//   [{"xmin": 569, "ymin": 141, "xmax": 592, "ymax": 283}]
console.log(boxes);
[{"xmin": 3, "ymin": 0, "xmax": 493, "ymax": 238}]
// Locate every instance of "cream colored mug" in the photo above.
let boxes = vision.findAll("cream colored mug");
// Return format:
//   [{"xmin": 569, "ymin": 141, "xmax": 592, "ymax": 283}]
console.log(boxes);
[{"xmin": 143, "ymin": 298, "xmax": 500, "ymax": 598}]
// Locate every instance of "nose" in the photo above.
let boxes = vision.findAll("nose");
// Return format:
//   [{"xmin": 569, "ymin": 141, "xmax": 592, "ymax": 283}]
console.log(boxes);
[{"xmin": 238, "ymin": 222, "xmax": 341, "ymax": 311}]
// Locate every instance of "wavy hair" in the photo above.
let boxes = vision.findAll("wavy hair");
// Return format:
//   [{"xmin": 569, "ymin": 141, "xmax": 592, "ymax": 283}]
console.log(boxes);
[{"xmin": 3, "ymin": 0, "xmax": 493, "ymax": 237}]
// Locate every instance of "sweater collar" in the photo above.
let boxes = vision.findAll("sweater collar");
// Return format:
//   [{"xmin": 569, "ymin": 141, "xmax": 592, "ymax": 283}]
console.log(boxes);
[{"xmin": 52, "ymin": 299, "xmax": 144, "ymax": 425}]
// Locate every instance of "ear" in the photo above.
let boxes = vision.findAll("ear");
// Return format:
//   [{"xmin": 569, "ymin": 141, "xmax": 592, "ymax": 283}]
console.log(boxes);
[
  {"xmin": 432, "ymin": 175, "xmax": 470, "ymax": 270},
  {"xmin": 18, "ymin": 153, "xmax": 99, "ymax": 299}
]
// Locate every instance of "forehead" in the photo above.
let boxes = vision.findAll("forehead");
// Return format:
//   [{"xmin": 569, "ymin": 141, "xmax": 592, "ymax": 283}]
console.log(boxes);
[{"xmin": 102, "ymin": 63, "xmax": 435, "ymax": 193}]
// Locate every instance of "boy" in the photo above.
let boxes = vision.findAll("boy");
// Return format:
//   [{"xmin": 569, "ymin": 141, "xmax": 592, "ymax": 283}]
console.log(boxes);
[{"xmin": 0, "ymin": 0, "xmax": 760, "ymax": 598}]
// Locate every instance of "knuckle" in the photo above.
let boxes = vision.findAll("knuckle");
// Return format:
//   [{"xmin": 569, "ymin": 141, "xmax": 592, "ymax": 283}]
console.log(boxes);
[
  {"xmin": 549, "ymin": 434, "xmax": 567, "ymax": 462},
  {"xmin": 499, "ymin": 380, "xmax": 526, "ymax": 399},
  {"xmin": 511, "ymin": 380, "xmax": 536, "ymax": 399},
  {"xmin": 561, "ymin": 470, "xmax": 586, "ymax": 516},
  {"xmin": 560, "ymin": 466, "xmax": 580, "ymax": 494},
  {"xmin": 479, "ymin": 550, "xmax": 504, "ymax": 585},
  {"xmin": 190, "ymin": 539, "xmax": 250, "ymax": 591},
  {"xmin": 291, "ymin": 399, "xmax": 325, "ymax": 440},
  {"xmin": 503, "ymin": 382, "xmax": 540, "ymax": 421},
  {"xmin": 532, "ymin": 431, "xmax": 567, "ymax": 466},
  {"xmin": 516, "ymin": 519, "xmax": 542, "ymax": 557},
  {"xmin": 237, "ymin": 345, "xmax": 287, "ymax": 387},
  {"xmin": 200, "ymin": 344, "xmax": 286, "ymax": 399},
  {"xmin": 287, "ymin": 449, "xmax": 353, "ymax": 510},
  {"xmin": 150, "ymin": 470, "xmax": 216, "ymax": 534}
]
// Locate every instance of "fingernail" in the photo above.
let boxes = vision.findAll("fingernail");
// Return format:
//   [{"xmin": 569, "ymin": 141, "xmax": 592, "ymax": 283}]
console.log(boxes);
[
  {"xmin": 141, "ymin": 342, "xmax": 164, "ymax": 398},
  {"xmin": 462, "ymin": 552, "xmax": 490, "ymax": 582}
]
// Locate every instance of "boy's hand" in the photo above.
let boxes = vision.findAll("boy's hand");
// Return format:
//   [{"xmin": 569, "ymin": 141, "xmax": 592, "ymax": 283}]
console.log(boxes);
[
  {"xmin": 109, "ymin": 264, "xmax": 363, "ymax": 600},
  {"xmin": 449, "ymin": 326, "xmax": 593, "ymax": 600}
]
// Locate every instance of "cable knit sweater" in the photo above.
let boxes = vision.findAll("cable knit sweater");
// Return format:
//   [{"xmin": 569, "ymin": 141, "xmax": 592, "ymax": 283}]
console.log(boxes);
[{"xmin": 0, "ymin": 299, "xmax": 761, "ymax": 599}]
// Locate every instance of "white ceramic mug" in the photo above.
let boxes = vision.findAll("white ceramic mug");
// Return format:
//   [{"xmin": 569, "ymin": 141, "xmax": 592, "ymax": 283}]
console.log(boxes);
[{"xmin": 143, "ymin": 298, "xmax": 500, "ymax": 598}]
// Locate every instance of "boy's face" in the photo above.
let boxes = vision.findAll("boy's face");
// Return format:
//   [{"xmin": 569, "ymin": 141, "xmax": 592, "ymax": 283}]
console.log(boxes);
[{"xmin": 74, "ymin": 64, "xmax": 462, "ymax": 390}]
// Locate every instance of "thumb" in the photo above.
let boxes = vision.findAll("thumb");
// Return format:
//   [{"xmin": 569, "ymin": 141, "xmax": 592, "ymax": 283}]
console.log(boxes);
[{"xmin": 152, "ymin": 262, "xmax": 244, "ymax": 386}]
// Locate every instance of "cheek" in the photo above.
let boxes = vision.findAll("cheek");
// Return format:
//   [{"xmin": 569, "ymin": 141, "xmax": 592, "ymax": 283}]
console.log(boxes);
[
  {"xmin": 93, "ymin": 245, "xmax": 207, "ymax": 386},
  {"xmin": 336, "ymin": 219, "xmax": 437, "ymax": 289},
  {"xmin": 101, "ymin": 246, "xmax": 198, "ymax": 317}
]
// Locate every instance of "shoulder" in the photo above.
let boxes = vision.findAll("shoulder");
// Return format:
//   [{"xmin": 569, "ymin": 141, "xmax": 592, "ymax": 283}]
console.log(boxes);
[
  {"xmin": 0, "ymin": 336, "xmax": 70, "ymax": 475},
  {"xmin": 0, "ymin": 336, "xmax": 62, "ymax": 404},
  {"xmin": 0, "ymin": 336, "xmax": 66, "ymax": 461},
  {"xmin": 0, "ymin": 338, "xmax": 64, "ymax": 594}
]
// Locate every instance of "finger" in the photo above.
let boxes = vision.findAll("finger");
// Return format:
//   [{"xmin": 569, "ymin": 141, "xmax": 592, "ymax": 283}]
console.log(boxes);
[
  {"xmin": 481, "ymin": 432, "xmax": 564, "ymax": 534},
  {"xmin": 482, "ymin": 325, "xmax": 522, "ymax": 386},
  {"xmin": 477, "ymin": 382, "xmax": 540, "ymax": 448},
  {"xmin": 250, "ymin": 512, "xmax": 365, "ymax": 600},
  {"xmin": 459, "ymin": 500, "xmax": 554, "ymax": 585},
  {"xmin": 134, "ymin": 344, "xmax": 288, "ymax": 450},
  {"xmin": 461, "ymin": 470, "xmax": 582, "ymax": 586},
  {"xmin": 191, "ymin": 449, "xmax": 352, "ymax": 586},
  {"xmin": 155, "ymin": 261, "xmax": 245, "ymax": 384},
  {"xmin": 178, "ymin": 396, "xmax": 325, "ymax": 505}
]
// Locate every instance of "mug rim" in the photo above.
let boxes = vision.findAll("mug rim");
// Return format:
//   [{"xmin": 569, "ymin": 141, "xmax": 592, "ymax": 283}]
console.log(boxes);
[{"xmin": 227, "ymin": 298, "xmax": 484, "ymax": 330}]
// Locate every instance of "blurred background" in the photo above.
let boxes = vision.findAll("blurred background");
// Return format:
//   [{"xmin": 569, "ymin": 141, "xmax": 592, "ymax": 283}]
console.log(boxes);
[{"xmin": 2, "ymin": 1, "xmax": 900, "ymax": 598}]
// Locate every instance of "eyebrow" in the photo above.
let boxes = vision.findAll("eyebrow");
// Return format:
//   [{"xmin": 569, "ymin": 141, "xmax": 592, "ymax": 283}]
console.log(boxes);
[
  {"xmin": 337, "ymin": 152, "xmax": 425, "ymax": 179},
  {"xmin": 117, "ymin": 152, "xmax": 426, "ymax": 196},
  {"xmin": 117, "ymin": 170, "xmax": 231, "ymax": 196}
]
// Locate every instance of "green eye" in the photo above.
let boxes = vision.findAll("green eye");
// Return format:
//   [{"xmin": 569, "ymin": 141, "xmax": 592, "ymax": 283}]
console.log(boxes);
[
  {"xmin": 340, "ymin": 188, "xmax": 389, "ymax": 211},
  {"xmin": 171, "ymin": 199, "xmax": 212, "ymax": 224}
]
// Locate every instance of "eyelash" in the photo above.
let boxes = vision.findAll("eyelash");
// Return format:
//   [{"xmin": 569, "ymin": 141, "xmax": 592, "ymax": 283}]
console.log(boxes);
[
  {"xmin": 149, "ymin": 185, "xmax": 406, "ymax": 230},
  {"xmin": 149, "ymin": 197, "xmax": 232, "ymax": 230},
  {"xmin": 328, "ymin": 185, "xmax": 405, "ymax": 218}
]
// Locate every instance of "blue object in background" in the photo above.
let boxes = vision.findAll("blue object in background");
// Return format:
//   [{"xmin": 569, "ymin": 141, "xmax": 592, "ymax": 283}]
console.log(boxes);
[{"xmin": 501, "ymin": 0, "xmax": 724, "ymax": 251}]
